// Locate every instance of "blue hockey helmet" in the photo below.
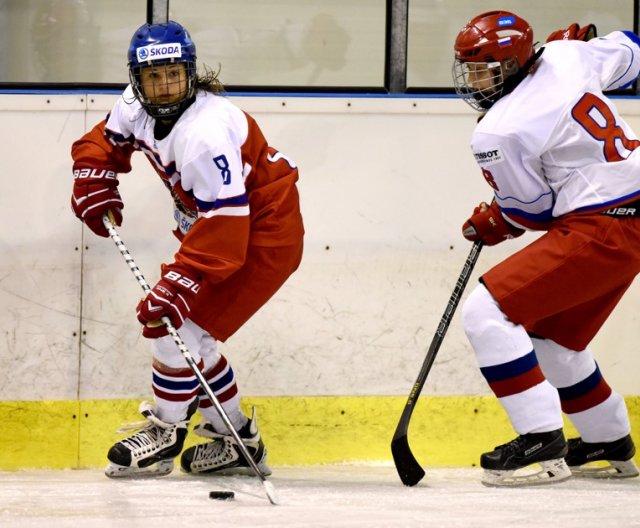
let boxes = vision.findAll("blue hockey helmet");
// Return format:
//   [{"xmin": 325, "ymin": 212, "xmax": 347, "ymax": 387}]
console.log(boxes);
[{"xmin": 127, "ymin": 20, "xmax": 197, "ymax": 119}]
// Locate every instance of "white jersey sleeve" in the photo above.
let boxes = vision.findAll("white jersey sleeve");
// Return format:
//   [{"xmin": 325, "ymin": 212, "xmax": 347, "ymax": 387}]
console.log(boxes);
[
  {"xmin": 470, "ymin": 31, "xmax": 640, "ymax": 230},
  {"xmin": 585, "ymin": 31, "xmax": 640, "ymax": 90},
  {"xmin": 104, "ymin": 85, "xmax": 145, "ymax": 146}
]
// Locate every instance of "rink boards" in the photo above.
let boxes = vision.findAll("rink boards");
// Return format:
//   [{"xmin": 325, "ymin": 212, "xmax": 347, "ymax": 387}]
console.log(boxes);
[{"xmin": 1, "ymin": 93, "xmax": 640, "ymax": 470}]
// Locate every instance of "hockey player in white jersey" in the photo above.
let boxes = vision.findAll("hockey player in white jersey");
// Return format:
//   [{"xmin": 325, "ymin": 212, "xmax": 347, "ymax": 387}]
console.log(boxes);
[
  {"xmin": 71, "ymin": 21, "xmax": 304, "ymax": 478},
  {"xmin": 452, "ymin": 11, "xmax": 640, "ymax": 486}
]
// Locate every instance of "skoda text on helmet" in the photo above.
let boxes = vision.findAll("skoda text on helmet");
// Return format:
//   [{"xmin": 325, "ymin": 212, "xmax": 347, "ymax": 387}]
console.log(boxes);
[
  {"xmin": 127, "ymin": 20, "xmax": 197, "ymax": 119},
  {"xmin": 452, "ymin": 11, "xmax": 534, "ymax": 111}
]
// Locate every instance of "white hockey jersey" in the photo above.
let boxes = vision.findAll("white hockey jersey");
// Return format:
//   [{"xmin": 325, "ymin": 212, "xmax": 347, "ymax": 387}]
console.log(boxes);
[
  {"xmin": 72, "ymin": 86, "xmax": 303, "ymax": 282},
  {"xmin": 105, "ymin": 86, "xmax": 252, "ymax": 235},
  {"xmin": 471, "ymin": 31, "xmax": 640, "ymax": 230}
]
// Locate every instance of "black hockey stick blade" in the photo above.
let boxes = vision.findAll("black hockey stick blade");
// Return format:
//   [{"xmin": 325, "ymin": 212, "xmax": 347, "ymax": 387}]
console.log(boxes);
[
  {"xmin": 390, "ymin": 241, "xmax": 483, "ymax": 487},
  {"xmin": 391, "ymin": 376, "xmax": 429, "ymax": 486},
  {"xmin": 391, "ymin": 434, "xmax": 426, "ymax": 486}
]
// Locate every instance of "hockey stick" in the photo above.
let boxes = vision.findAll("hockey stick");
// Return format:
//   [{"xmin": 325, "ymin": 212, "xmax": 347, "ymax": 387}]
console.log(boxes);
[
  {"xmin": 101, "ymin": 214, "xmax": 279, "ymax": 505},
  {"xmin": 391, "ymin": 241, "xmax": 483, "ymax": 486}
]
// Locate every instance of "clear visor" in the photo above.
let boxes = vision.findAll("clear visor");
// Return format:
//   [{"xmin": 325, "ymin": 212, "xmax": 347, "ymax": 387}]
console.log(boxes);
[{"xmin": 452, "ymin": 60, "xmax": 504, "ymax": 112}]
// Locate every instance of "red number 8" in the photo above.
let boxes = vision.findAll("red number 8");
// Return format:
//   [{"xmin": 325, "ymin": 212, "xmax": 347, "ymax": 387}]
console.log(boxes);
[{"xmin": 571, "ymin": 92, "xmax": 640, "ymax": 162}]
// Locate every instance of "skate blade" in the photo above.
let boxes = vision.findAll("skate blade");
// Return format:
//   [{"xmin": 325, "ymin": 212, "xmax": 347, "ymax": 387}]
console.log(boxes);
[
  {"xmin": 570, "ymin": 458, "xmax": 639, "ymax": 479},
  {"xmin": 187, "ymin": 461, "xmax": 272, "ymax": 477},
  {"xmin": 482, "ymin": 458, "xmax": 572, "ymax": 487},
  {"xmin": 105, "ymin": 459, "xmax": 174, "ymax": 479}
]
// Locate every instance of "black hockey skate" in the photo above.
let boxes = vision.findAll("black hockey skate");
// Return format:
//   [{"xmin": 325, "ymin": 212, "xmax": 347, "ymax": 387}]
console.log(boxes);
[
  {"xmin": 566, "ymin": 434, "xmax": 639, "ymax": 479},
  {"xmin": 481, "ymin": 428, "xmax": 571, "ymax": 487},
  {"xmin": 105, "ymin": 400, "xmax": 197, "ymax": 478},
  {"xmin": 180, "ymin": 407, "xmax": 271, "ymax": 476}
]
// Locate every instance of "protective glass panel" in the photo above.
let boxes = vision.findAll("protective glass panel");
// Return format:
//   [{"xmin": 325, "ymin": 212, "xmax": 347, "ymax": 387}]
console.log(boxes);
[
  {"xmin": 407, "ymin": 0, "xmax": 635, "ymax": 89},
  {"xmin": 168, "ymin": 0, "xmax": 386, "ymax": 88},
  {"xmin": 0, "ymin": 0, "xmax": 386, "ymax": 87},
  {"xmin": 0, "ymin": 0, "xmax": 135, "ymax": 83}
]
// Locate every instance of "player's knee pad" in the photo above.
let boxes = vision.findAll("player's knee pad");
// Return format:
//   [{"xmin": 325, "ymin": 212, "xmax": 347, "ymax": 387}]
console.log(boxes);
[
  {"xmin": 532, "ymin": 338, "xmax": 598, "ymax": 388},
  {"xmin": 461, "ymin": 283, "xmax": 532, "ymax": 367},
  {"xmin": 199, "ymin": 333, "xmax": 221, "ymax": 371},
  {"xmin": 461, "ymin": 283, "xmax": 495, "ymax": 339},
  {"xmin": 151, "ymin": 319, "xmax": 207, "ymax": 368}
]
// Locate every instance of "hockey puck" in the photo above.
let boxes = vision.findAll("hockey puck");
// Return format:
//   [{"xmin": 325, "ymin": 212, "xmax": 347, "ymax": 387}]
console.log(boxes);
[{"xmin": 209, "ymin": 491, "xmax": 235, "ymax": 500}]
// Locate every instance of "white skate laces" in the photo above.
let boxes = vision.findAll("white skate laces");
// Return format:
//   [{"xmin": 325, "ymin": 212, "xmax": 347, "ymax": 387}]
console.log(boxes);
[
  {"xmin": 105, "ymin": 401, "xmax": 191, "ymax": 479},
  {"xmin": 190, "ymin": 428, "xmax": 237, "ymax": 467},
  {"xmin": 180, "ymin": 406, "xmax": 271, "ymax": 476}
]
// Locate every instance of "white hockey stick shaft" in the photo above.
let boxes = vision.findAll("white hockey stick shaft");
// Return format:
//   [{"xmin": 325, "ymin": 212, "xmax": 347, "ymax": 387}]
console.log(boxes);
[{"xmin": 101, "ymin": 214, "xmax": 278, "ymax": 505}]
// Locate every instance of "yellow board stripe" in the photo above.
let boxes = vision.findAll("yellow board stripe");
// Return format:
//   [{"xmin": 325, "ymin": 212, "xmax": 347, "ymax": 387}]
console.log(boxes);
[{"xmin": 1, "ymin": 396, "xmax": 638, "ymax": 469}]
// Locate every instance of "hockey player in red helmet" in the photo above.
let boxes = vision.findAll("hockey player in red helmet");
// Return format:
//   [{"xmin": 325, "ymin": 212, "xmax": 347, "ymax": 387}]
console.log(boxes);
[
  {"xmin": 453, "ymin": 11, "xmax": 640, "ymax": 486},
  {"xmin": 452, "ymin": 11, "xmax": 537, "ymax": 111}
]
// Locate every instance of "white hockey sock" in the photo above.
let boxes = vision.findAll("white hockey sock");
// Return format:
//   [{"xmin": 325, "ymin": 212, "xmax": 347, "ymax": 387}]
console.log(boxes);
[
  {"xmin": 150, "ymin": 319, "xmax": 207, "ymax": 423},
  {"xmin": 564, "ymin": 392, "xmax": 631, "ymax": 442},
  {"xmin": 462, "ymin": 284, "xmax": 562, "ymax": 434},
  {"xmin": 533, "ymin": 338, "xmax": 631, "ymax": 442},
  {"xmin": 197, "ymin": 353, "xmax": 247, "ymax": 433},
  {"xmin": 151, "ymin": 360, "xmax": 200, "ymax": 423}
]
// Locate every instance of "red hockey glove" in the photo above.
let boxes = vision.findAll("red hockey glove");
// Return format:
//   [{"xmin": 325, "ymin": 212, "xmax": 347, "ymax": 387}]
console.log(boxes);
[
  {"xmin": 546, "ymin": 23, "xmax": 597, "ymax": 43},
  {"xmin": 136, "ymin": 263, "xmax": 202, "ymax": 339},
  {"xmin": 71, "ymin": 168, "xmax": 123, "ymax": 237},
  {"xmin": 462, "ymin": 201, "xmax": 525, "ymax": 246}
]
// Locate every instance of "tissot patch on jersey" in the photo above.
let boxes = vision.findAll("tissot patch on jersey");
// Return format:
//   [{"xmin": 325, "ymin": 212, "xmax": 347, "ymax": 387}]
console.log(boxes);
[{"xmin": 473, "ymin": 148, "xmax": 504, "ymax": 166}]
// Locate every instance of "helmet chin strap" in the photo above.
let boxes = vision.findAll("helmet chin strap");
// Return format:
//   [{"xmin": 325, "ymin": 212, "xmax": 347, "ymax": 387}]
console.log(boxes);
[
  {"xmin": 152, "ymin": 96, "xmax": 197, "ymax": 139},
  {"xmin": 501, "ymin": 47, "xmax": 545, "ymax": 98},
  {"xmin": 149, "ymin": 98, "xmax": 187, "ymax": 119}
]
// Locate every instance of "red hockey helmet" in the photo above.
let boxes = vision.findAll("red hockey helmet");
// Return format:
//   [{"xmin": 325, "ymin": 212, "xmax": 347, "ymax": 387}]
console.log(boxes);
[
  {"xmin": 454, "ymin": 11, "xmax": 534, "ymax": 67},
  {"xmin": 452, "ymin": 11, "xmax": 535, "ymax": 111}
]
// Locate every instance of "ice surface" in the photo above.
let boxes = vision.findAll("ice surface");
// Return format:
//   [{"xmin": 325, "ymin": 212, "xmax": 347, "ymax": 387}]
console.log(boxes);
[{"xmin": 1, "ymin": 465, "xmax": 639, "ymax": 527}]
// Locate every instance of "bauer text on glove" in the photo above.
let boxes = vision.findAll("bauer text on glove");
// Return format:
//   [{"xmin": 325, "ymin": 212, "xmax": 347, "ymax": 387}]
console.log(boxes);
[
  {"xmin": 136, "ymin": 263, "xmax": 202, "ymax": 338},
  {"xmin": 462, "ymin": 201, "xmax": 525, "ymax": 246},
  {"xmin": 71, "ymin": 168, "xmax": 123, "ymax": 237}
]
